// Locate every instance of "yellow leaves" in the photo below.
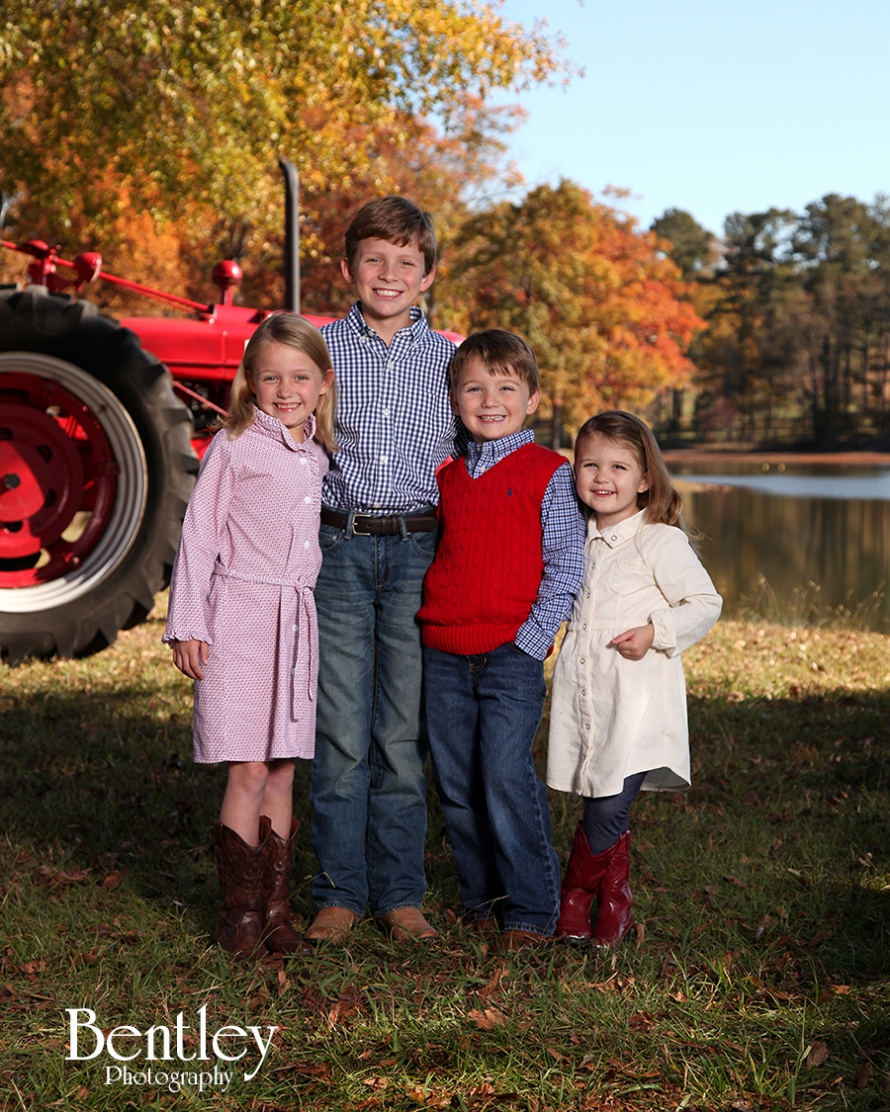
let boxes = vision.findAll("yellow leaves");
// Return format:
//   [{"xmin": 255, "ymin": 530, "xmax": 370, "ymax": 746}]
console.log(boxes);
[{"xmin": 2, "ymin": 0, "xmax": 566, "ymax": 250}]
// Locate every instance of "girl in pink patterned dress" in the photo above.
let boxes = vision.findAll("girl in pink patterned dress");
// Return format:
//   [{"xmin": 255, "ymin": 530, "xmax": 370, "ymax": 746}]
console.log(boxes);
[{"xmin": 164, "ymin": 314, "xmax": 336, "ymax": 959}]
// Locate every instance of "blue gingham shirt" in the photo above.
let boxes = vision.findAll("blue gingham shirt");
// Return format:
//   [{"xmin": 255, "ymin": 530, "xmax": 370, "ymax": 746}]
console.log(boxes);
[
  {"xmin": 464, "ymin": 429, "xmax": 586, "ymax": 659},
  {"xmin": 320, "ymin": 303, "xmax": 458, "ymax": 514}
]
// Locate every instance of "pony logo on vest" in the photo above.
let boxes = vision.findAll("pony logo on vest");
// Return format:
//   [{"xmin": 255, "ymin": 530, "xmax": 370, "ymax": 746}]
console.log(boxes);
[{"xmin": 65, "ymin": 1006, "xmax": 278, "ymax": 1094}]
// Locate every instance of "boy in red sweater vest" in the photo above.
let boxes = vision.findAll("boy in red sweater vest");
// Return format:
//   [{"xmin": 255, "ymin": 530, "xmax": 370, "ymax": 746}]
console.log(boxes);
[{"xmin": 418, "ymin": 330, "xmax": 585, "ymax": 950}]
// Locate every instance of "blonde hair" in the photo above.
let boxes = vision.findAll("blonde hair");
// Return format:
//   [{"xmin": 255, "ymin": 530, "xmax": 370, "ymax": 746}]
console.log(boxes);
[
  {"xmin": 223, "ymin": 314, "xmax": 337, "ymax": 451},
  {"xmin": 575, "ymin": 410, "xmax": 688, "ymax": 531}
]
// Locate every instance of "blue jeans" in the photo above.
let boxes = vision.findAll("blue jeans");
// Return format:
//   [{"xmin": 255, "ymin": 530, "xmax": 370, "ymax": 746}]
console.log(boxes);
[
  {"xmin": 309, "ymin": 522, "xmax": 437, "ymax": 917},
  {"xmin": 423, "ymin": 642, "xmax": 561, "ymax": 934}
]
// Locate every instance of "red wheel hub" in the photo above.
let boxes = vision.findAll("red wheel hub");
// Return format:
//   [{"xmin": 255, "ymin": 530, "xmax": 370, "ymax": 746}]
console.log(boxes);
[{"xmin": 0, "ymin": 372, "xmax": 120, "ymax": 587}]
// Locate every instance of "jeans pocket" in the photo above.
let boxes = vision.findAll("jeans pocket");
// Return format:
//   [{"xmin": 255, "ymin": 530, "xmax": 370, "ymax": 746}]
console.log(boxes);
[
  {"xmin": 319, "ymin": 523, "xmax": 344, "ymax": 554},
  {"xmin": 408, "ymin": 528, "xmax": 439, "ymax": 560}
]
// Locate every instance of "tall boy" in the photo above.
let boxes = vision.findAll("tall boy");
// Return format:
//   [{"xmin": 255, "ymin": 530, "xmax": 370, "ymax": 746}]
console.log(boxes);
[
  {"xmin": 305, "ymin": 197, "xmax": 458, "ymax": 944},
  {"xmin": 417, "ymin": 329, "xmax": 586, "ymax": 950}
]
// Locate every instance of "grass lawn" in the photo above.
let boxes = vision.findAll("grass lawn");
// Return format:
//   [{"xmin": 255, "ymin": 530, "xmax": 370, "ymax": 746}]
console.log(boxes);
[{"xmin": 1, "ymin": 599, "xmax": 888, "ymax": 1111}]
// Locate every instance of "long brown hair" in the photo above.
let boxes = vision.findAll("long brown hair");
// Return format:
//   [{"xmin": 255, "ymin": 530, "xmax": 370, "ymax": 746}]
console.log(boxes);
[
  {"xmin": 222, "ymin": 314, "xmax": 338, "ymax": 451},
  {"xmin": 574, "ymin": 410, "xmax": 688, "ymax": 531}
]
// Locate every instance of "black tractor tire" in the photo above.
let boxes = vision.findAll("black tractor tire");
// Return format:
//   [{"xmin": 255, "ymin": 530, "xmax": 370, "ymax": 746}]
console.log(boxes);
[{"xmin": 0, "ymin": 286, "xmax": 198, "ymax": 662}]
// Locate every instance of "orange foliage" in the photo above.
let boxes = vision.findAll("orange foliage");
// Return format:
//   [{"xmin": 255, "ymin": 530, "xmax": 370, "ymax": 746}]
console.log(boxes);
[{"xmin": 440, "ymin": 181, "xmax": 705, "ymax": 434}]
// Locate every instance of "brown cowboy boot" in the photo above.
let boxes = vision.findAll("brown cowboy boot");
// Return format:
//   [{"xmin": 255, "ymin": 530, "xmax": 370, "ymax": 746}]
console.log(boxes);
[
  {"xmin": 260, "ymin": 815, "xmax": 310, "ymax": 955},
  {"xmin": 213, "ymin": 821, "xmax": 267, "ymax": 959},
  {"xmin": 555, "ymin": 823, "xmax": 612, "ymax": 943}
]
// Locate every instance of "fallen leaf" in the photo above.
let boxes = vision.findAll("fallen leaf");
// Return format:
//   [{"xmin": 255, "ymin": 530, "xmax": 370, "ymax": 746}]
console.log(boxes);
[
  {"xmin": 477, "ymin": 962, "xmax": 509, "ymax": 1000},
  {"xmin": 102, "ymin": 872, "xmax": 123, "ymax": 890},
  {"xmin": 806, "ymin": 1041, "xmax": 829, "ymax": 1068},
  {"xmin": 468, "ymin": 1007, "xmax": 506, "ymax": 1029}
]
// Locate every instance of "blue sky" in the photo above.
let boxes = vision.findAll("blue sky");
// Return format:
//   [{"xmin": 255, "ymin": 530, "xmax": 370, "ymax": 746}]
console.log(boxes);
[{"xmin": 495, "ymin": 0, "xmax": 890, "ymax": 235}]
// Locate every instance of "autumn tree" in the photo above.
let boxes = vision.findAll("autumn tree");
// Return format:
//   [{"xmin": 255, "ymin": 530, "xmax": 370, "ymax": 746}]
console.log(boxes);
[
  {"xmin": 0, "ymin": 0, "xmax": 564, "ymax": 296},
  {"xmin": 441, "ymin": 181, "xmax": 704, "ymax": 444}
]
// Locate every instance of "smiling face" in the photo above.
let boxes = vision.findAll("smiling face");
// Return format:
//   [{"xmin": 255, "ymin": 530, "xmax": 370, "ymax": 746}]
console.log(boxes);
[
  {"xmin": 342, "ymin": 235, "xmax": 435, "ymax": 342},
  {"xmin": 451, "ymin": 356, "xmax": 541, "ymax": 443},
  {"xmin": 248, "ymin": 341, "xmax": 334, "ymax": 442},
  {"xmin": 574, "ymin": 431, "xmax": 651, "ymax": 529}
]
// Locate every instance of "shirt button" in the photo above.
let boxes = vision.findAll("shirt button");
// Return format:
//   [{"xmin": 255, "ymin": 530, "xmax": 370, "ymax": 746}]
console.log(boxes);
[
  {"xmin": 380, "ymin": 455, "xmax": 388, "ymax": 464},
  {"xmin": 304, "ymin": 540, "xmax": 310, "ymax": 548},
  {"xmin": 300, "ymin": 458, "xmax": 307, "ymax": 465},
  {"xmin": 586, "ymin": 591, "xmax": 590, "ymax": 599},
  {"xmin": 383, "ymin": 407, "xmax": 390, "ymax": 416},
  {"xmin": 611, "ymin": 535, "xmax": 618, "ymax": 541},
  {"xmin": 581, "ymin": 689, "xmax": 587, "ymax": 696},
  {"xmin": 374, "ymin": 502, "xmax": 381, "ymax": 508},
  {"xmin": 386, "ymin": 361, "xmax": 394, "ymax": 370},
  {"xmin": 582, "ymin": 623, "xmax": 587, "ymax": 630},
  {"xmin": 585, "ymin": 723, "xmax": 591, "ymax": 730},
  {"xmin": 579, "ymin": 657, "xmax": 585, "ymax": 664},
  {"xmin": 304, "ymin": 496, "xmax": 311, "ymax": 504},
  {"xmin": 293, "ymin": 624, "xmax": 298, "ymax": 632}
]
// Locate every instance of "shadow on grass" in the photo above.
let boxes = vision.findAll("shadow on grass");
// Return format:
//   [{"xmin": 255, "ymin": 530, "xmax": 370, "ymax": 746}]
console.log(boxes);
[{"xmin": 1, "ymin": 681, "xmax": 888, "ymax": 985}]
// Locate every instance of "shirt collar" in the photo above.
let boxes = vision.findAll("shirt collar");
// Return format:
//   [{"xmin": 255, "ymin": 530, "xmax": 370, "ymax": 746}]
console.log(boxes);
[
  {"xmin": 251, "ymin": 405, "xmax": 316, "ymax": 451},
  {"xmin": 465, "ymin": 428, "xmax": 535, "ymax": 470},
  {"xmin": 589, "ymin": 508, "xmax": 646, "ymax": 548},
  {"xmin": 346, "ymin": 301, "xmax": 428, "ymax": 343}
]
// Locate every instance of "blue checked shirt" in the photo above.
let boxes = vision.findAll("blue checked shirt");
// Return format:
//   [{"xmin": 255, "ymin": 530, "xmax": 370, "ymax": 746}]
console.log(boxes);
[
  {"xmin": 320, "ymin": 303, "xmax": 458, "ymax": 514},
  {"xmin": 463, "ymin": 429, "xmax": 586, "ymax": 660}
]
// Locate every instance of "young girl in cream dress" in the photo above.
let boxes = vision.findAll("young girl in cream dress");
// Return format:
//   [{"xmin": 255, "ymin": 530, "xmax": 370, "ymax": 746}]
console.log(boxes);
[{"xmin": 547, "ymin": 411, "xmax": 722, "ymax": 946}]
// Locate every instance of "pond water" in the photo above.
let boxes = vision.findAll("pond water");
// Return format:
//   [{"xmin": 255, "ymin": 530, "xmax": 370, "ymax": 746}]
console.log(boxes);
[{"xmin": 669, "ymin": 463, "xmax": 890, "ymax": 631}]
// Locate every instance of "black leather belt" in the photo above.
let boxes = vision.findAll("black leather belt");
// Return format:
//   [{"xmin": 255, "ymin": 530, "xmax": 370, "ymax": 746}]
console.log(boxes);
[{"xmin": 320, "ymin": 508, "xmax": 438, "ymax": 536}]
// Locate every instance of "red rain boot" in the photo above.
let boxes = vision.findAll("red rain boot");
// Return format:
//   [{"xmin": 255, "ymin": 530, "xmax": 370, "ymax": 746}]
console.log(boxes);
[
  {"xmin": 591, "ymin": 830, "xmax": 633, "ymax": 947},
  {"xmin": 555, "ymin": 823, "xmax": 612, "ymax": 943}
]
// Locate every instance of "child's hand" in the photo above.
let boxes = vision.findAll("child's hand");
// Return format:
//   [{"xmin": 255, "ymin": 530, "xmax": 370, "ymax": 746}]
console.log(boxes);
[
  {"xmin": 172, "ymin": 639, "xmax": 210, "ymax": 679},
  {"xmin": 610, "ymin": 624, "xmax": 655, "ymax": 660}
]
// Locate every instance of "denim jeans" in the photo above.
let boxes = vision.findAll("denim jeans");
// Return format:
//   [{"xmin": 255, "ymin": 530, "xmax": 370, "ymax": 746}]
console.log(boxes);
[
  {"xmin": 309, "ymin": 521, "xmax": 437, "ymax": 917},
  {"xmin": 423, "ymin": 642, "xmax": 561, "ymax": 934}
]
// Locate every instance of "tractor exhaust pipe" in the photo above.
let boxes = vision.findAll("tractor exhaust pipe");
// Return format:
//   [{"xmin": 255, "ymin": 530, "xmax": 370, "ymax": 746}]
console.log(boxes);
[{"xmin": 279, "ymin": 158, "xmax": 300, "ymax": 314}]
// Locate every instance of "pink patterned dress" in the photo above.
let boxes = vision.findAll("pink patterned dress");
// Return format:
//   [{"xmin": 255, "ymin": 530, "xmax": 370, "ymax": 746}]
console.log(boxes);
[{"xmin": 163, "ymin": 407, "xmax": 328, "ymax": 763}]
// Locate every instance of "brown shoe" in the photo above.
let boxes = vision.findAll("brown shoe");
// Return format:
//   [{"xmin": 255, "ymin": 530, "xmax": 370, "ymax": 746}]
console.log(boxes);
[
  {"xmin": 466, "ymin": 916, "xmax": 499, "ymax": 939},
  {"xmin": 212, "ymin": 822, "xmax": 267, "ymax": 960},
  {"xmin": 303, "ymin": 906, "xmax": 360, "ymax": 946},
  {"xmin": 260, "ymin": 816, "xmax": 309, "ymax": 955},
  {"xmin": 377, "ymin": 907, "xmax": 439, "ymax": 942},
  {"xmin": 499, "ymin": 929, "xmax": 550, "ymax": 952}
]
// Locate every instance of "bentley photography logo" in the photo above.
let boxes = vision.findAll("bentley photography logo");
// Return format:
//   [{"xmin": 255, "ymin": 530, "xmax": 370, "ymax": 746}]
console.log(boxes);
[{"xmin": 65, "ymin": 1006, "xmax": 278, "ymax": 1094}]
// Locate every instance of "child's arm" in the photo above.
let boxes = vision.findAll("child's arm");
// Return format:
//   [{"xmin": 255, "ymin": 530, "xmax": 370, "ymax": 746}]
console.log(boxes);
[
  {"xmin": 514, "ymin": 462, "xmax": 586, "ymax": 658},
  {"xmin": 163, "ymin": 434, "xmax": 237, "ymax": 657},
  {"xmin": 647, "ymin": 529, "xmax": 723, "ymax": 657}
]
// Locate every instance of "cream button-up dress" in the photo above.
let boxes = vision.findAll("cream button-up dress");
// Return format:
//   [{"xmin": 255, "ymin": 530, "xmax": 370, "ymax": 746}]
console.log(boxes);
[{"xmin": 546, "ymin": 510, "xmax": 722, "ymax": 799}]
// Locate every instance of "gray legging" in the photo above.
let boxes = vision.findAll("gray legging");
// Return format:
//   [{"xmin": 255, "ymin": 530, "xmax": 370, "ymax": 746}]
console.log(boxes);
[{"xmin": 582, "ymin": 771, "xmax": 648, "ymax": 855}]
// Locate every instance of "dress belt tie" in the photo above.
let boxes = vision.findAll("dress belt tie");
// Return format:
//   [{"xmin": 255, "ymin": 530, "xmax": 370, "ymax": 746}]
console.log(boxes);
[{"xmin": 213, "ymin": 568, "xmax": 315, "ymax": 717}]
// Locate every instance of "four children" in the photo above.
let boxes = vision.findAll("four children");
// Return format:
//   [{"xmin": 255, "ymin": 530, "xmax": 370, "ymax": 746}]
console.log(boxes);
[{"xmin": 167, "ymin": 196, "xmax": 722, "ymax": 959}]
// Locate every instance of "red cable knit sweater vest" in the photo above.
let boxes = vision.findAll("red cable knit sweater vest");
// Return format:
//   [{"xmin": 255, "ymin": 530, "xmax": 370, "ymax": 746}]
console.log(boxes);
[{"xmin": 419, "ymin": 442, "xmax": 564, "ymax": 654}]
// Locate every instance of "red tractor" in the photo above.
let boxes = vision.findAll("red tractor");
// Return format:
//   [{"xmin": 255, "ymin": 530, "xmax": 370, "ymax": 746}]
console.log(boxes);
[{"xmin": 0, "ymin": 163, "xmax": 357, "ymax": 663}]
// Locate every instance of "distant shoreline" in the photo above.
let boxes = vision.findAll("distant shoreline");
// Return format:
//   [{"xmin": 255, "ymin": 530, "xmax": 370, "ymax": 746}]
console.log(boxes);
[{"xmin": 661, "ymin": 448, "xmax": 890, "ymax": 465}]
